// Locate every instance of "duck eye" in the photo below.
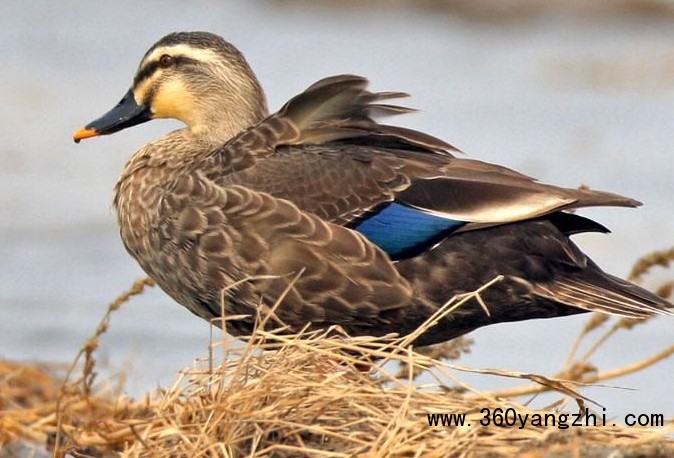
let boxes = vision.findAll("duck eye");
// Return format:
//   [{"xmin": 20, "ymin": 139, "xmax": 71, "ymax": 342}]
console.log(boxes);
[{"xmin": 159, "ymin": 54, "xmax": 175, "ymax": 68}]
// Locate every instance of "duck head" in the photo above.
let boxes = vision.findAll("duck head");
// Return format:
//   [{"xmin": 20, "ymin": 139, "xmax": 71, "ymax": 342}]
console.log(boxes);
[{"xmin": 73, "ymin": 31, "xmax": 268, "ymax": 143}]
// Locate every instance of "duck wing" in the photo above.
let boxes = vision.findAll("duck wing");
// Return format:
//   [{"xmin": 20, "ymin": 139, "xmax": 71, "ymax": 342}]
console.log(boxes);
[{"xmin": 202, "ymin": 75, "xmax": 639, "ymax": 260}]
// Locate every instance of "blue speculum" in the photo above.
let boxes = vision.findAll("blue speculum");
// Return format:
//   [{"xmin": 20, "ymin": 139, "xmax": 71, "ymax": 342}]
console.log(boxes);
[{"xmin": 353, "ymin": 202, "xmax": 465, "ymax": 260}]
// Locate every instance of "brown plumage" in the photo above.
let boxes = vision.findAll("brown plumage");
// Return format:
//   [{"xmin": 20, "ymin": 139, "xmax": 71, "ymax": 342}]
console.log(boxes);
[{"xmin": 74, "ymin": 31, "xmax": 672, "ymax": 346}]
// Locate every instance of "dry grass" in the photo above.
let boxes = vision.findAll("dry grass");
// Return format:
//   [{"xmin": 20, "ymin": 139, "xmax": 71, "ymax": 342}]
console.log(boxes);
[{"xmin": 1, "ymin": 249, "xmax": 673, "ymax": 457}]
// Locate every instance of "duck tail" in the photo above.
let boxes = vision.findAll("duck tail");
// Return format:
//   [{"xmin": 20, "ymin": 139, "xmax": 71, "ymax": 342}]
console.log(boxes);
[{"xmin": 534, "ymin": 264, "xmax": 674, "ymax": 318}]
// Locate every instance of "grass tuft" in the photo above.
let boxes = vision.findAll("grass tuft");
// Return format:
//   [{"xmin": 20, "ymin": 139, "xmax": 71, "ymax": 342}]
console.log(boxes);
[{"xmin": 1, "ymin": 249, "xmax": 672, "ymax": 457}]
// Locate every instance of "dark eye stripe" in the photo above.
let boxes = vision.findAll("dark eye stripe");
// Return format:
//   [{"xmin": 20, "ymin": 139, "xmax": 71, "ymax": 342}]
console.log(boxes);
[
  {"xmin": 133, "ymin": 56, "xmax": 199, "ymax": 87},
  {"xmin": 134, "ymin": 62, "xmax": 160, "ymax": 87}
]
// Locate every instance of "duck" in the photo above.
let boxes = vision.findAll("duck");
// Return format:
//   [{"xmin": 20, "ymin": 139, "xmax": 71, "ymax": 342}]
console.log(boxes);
[{"xmin": 73, "ymin": 31, "xmax": 672, "ymax": 346}]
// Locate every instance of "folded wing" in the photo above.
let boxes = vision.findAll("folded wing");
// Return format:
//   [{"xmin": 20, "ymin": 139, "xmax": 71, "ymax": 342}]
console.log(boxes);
[{"xmin": 202, "ymin": 74, "xmax": 638, "ymax": 259}]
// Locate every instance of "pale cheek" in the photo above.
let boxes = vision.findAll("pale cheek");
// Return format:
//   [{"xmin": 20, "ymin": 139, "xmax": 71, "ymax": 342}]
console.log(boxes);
[
  {"xmin": 151, "ymin": 82, "xmax": 195, "ymax": 124},
  {"xmin": 152, "ymin": 95, "xmax": 179, "ymax": 119}
]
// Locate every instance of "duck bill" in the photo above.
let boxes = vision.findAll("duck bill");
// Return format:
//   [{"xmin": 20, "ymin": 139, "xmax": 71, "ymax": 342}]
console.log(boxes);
[{"xmin": 73, "ymin": 88, "xmax": 152, "ymax": 143}]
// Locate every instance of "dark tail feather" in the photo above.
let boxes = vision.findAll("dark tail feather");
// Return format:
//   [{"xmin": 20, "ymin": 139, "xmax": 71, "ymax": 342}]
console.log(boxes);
[{"xmin": 534, "ymin": 269, "xmax": 673, "ymax": 318}]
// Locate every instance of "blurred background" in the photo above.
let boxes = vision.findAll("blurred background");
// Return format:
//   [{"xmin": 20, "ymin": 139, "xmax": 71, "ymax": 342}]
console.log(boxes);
[{"xmin": 1, "ymin": 0, "xmax": 673, "ymax": 421}]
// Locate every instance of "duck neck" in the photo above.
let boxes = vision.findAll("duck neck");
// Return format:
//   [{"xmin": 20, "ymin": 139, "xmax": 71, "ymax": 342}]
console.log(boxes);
[{"xmin": 187, "ymin": 79, "xmax": 269, "ymax": 147}]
